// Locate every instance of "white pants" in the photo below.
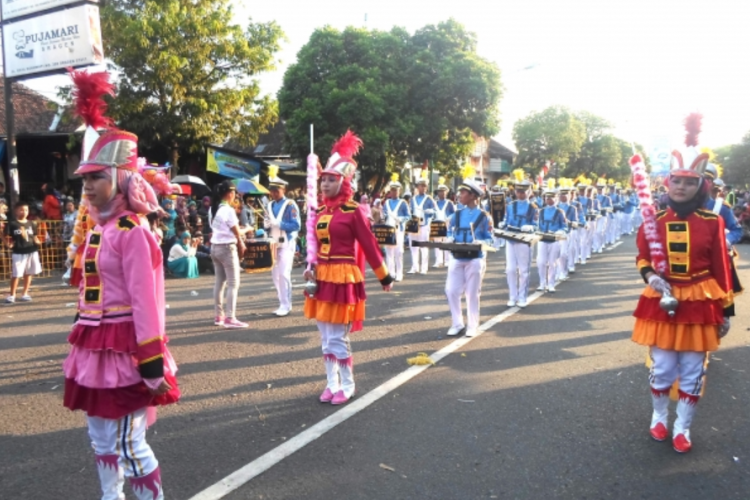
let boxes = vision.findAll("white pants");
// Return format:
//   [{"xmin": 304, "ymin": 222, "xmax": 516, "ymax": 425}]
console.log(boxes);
[
  {"xmin": 594, "ymin": 216, "xmax": 607, "ymax": 251},
  {"xmin": 537, "ymin": 241, "xmax": 560, "ymax": 288},
  {"xmin": 445, "ymin": 257, "xmax": 486, "ymax": 329},
  {"xmin": 606, "ymin": 215, "xmax": 617, "ymax": 244},
  {"xmin": 409, "ymin": 225, "xmax": 430, "ymax": 273},
  {"xmin": 492, "ymin": 235, "xmax": 506, "ymax": 249},
  {"xmin": 433, "ymin": 238, "xmax": 451, "ymax": 267},
  {"xmin": 633, "ymin": 210, "xmax": 642, "ymax": 230},
  {"xmin": 87, "ymin": 409, "xmax": 162, "ymax": 500},
  {"xmin": 272, "ymin": 243, "xmax": 295, "ymax": 311},
  {"xmin": 649, "ymin": 347, "xmax": 707, "ymax": 395},
  {"xmin": 577, "ymin": 226, "xmax": 589, "ymax": 262},
  {"xmin": 506, "ymin": 241, "xmax": 532, "ymax": 302},
  {"xmin": 622, "ymin": 212, "xmax": 634, "ymax": 234},
  {"xmin": 384, "ymin": 229, "xmax": 405, "ymax": 280},
  {"xmin": 557, "ymin": 232, "xmax": 576, "ymax": 279}
]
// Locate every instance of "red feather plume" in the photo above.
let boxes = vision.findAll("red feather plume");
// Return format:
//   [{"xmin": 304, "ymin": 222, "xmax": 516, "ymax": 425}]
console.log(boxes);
[
  {"xmin": 330, "ymin": 130, "xmax": 363, "ymax": 159},
  {"xmin": 69, "ymin": 69, "xmax": 115, "ymax": 130},
  {"xmin": 684, "ymin": 113, "xmax": 702, "ymax": 147}
]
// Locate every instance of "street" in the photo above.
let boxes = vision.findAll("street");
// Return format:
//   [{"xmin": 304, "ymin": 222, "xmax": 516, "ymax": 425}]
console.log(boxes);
[{"xmin": 1, "ymin": 236, "xmax": 749, "ymax": 499}]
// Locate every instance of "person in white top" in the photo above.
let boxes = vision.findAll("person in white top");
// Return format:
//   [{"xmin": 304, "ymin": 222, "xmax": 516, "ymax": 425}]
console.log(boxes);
[
  {"xmin": 263, "ymin": 167, "xmax": 300, "ymax": 317},
  {"xmin": 209, "ymin": 181, "xmax": 248, "ymax": 328}
]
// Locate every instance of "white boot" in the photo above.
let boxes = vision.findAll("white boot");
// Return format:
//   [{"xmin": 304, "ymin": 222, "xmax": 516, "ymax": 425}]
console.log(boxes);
[
  {"xmin": 129, "ymin": 466, "xmax": 164, "ymax": 500},
  {"xmin": 673, "ymin": 390, "xmax": 699, "ymax": 452},
  {"xmin": 649, "ymin": 387, "xmax": 670, "ymax": 441},
  {"xmin": 331, "ymin": 357, "xmax": 355, "ymax": 404},
  {"xmin": 95, "ymin": 454, "xmax": 125, "ymax": 500},
  {"xmin": 320, "ymin": 354, "xmax": 340, "ymax": 402}
]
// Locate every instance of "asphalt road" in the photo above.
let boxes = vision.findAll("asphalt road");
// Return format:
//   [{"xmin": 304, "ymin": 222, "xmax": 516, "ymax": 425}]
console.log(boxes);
[{"xmin": 1, "ymin": 236, "xmax": 748, "ymax": 500}]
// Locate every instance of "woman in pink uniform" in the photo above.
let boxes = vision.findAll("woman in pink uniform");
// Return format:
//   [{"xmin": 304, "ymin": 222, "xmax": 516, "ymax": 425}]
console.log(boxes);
[{"xmin": 63, "ymin": 71, "xmax": 178, "ymax": 500}]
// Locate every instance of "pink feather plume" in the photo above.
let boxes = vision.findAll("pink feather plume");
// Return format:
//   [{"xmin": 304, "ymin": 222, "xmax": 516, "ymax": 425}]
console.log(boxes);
[
  {"xmin": 69, "ymin": 69, "xmax": 115, "ymax": 130},
  {"xmin": 629, "ymin": 154, "xmax": 667, "ymax": 275},
  {"xmin": 684, "ymin": 113, "xmax": 702, "ymax": 147},
  {"xmin": 305, "ymin": 153, "xmax": 319, "ymax": 269},
  {"xmin": 330, "ymin": 130, "xmax": 363, "ymax": 159}
]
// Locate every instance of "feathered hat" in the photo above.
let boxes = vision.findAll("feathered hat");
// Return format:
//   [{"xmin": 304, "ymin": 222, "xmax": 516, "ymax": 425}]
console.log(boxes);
[
  {"xmin": 267, "ymin": 164, "xmax": 288, "ymax": 188},
  {"xmin": 415, "ymin": 169, "xmax": 429, "ymax": 186},
  {"xmin": 323, "ymin": 130, "xmax": 362, "ymax": 180},
  {"xmin": 542, "ymin": 178, "xmax": 557, "ymax": 196},
  {"xmin": 388, "ymin": 172, "xmax": 402, "ymax": 190},
  {"xmin": 557, "ymin": 178, "xmax": 572, "ymax": 193},
  {"xmin": 670, "ymin": 113, "xmax": 709, "ymax": 178},
  {"xmin": 437, "ymin": 176, "xmax": 449, "ymax": 191},
  {"xmin": 70, "ymin": 70, "xmax": 139, "ymax": 175},
  {"xmin": 512, "ymin": 168, "xmax": 531, "ymax": 188},
  {"xmin": 575, "ymin": 174, "xmax": 590, "ymax": 189},
  {"xmin": 595, "ymin": 176, "xmax": 607, "ymax": 187},
  {"xmin": 457, "ymin": 164, "xmax": 483, "ymax": 196}
]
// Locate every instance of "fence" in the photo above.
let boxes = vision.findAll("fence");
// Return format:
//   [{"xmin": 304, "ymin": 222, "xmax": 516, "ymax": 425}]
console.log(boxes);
[{"xmin": 1, "ymin": 220, "xmax": 67, "ymax": 281}]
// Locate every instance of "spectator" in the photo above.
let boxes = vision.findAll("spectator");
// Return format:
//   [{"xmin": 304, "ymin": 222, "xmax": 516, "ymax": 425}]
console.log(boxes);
[
  {"xmin": 161, "ymin": 199, "xmax": 177, "ymax": 239},
  {"xmin": 239, "ymin": 194, "xmax": 257, "ymax": 235},
  {"xmin": 41, "ymin": 183, "xmax": 63, "ymax": 220},
  {"xmin": 187, "ymin": 200, "xmax": 200, "ymax": 230},
  {"xmin": 197, "ymin": 195, "xmax": 212, "ymax": 227},
  {"xmin": 61, "ymin": 198, "xmax": 78, "ymax": 244},
  {"xmin": 0, "ymin": 181, "xmax": 8, "ymax": 205},
  {"xmin": 4, "ymin": 202, "xmax": 43, "ymax": 303},
  {"xmin": 359, "ymin": 193, "xmax": 372, "ymax": 222},
  {"xmin": 167, "ymin": 231, "xmax": 199, "ymax": 278},
  {"xmin": 192, "ymin": 232, "xmax": 214, "ymax": 274},
  {"xmin": 370, "ymin": 198, "xmax": 383, "ymax": 225}
]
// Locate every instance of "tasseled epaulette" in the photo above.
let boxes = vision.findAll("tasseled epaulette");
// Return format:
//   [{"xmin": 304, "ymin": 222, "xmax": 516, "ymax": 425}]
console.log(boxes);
[
  {"xmin": 116, "ymin": 215, "xmax": 139, "ymax": 231},
  {"xmin": 695, "ymin": 209, "xmax": 719, "ymax": 219}
]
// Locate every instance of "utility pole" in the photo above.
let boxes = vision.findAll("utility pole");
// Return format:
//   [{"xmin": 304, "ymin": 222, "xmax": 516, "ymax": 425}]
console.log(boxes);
[{"xmin": 0, "ymin": 21, "xmax": 19, "ymax": 207}]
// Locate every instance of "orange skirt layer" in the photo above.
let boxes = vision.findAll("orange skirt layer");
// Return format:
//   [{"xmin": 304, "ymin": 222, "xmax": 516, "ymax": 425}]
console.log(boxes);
[
  {"xmin": 632, "ymin": 318, "xmax": 720, "ymax": 352},
  {"xmin": 316, "ymin": 262, "xmax": 364, "ymax": 284},
  {"xmin": 640, "ymin": 277, "xmax": 727, "ymax": 302},
  {"xmin": 305, "ymin": 298, "xmax": 365, "ymax": 324}
]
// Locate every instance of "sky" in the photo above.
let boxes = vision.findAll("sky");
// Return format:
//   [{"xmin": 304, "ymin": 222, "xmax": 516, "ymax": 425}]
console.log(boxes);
[{"xmin": 21, "ymin": 0, "xmax": 750, "ymax": 153}]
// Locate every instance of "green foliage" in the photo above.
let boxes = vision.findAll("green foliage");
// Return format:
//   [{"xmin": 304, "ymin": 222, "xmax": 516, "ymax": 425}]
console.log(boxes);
[
  {"xmin": 98, "ymin": 0, "xmax": 283, "ymax": 170},
  {"xmin": 512, "ymin": 106, "xmax": 585, "ymax": 175},
  {"xmin": 278, "ymin": 19, "xmax": 502, "ymax": 191},
  {"xmin": 722, "ymin": 132, "xmax": 750, "ymax": 187}
]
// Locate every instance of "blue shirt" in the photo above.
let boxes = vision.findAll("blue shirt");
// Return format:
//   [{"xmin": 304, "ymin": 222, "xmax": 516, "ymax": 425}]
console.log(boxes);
[
  {"xmin": 410, "ymin": 194, "xmax": 436, "ymax": 227},
  {"xmin": 537, "ymin": 205, "xmax": 568, "ymax": 233},
  {"xmin": 384, "ymin": 198, "xmax": 411, "ymax": 231},
  {"xmin": 451, "ymin": 206, "xmax": 493, "ymax": 259},
  {"xmin": 558, "ymin": 202, "xmax": 579, "ymax": 231},
  {"xmin": 270, "ymin": 198, "xmax": 301, "ymax": 239},
  {"xmin": 597, "ymin": 194, "xmax": 612, "ymax": 216},
  {"xmin": 704, "ymin": 197, "xmax": 743, "ymax": 245},
  {"xmin": 622, "ymin": 194, "xmax": 637, "ymax": 214},
  {"xmin": 504, "ymin": 199, "xmax": 538, "ymax": 230}
]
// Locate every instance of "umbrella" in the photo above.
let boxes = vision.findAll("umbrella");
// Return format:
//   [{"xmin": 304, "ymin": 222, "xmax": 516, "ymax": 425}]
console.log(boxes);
[
  {"xmin": 233, "ymin": 178, "xmax": 269, "ymax": 195},
  {"xmin": 172, "ymin": 175, "xmax": 210, "ymax": 197}
]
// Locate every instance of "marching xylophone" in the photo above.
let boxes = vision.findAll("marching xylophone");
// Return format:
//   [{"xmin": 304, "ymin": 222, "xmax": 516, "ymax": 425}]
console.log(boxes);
[
  {"xmin": 411, "ymin": 240, "xmax": 497, "ymax": 253},
  {"xmin": 538, "ymin": 232, "xmax": 567, "ymax": 242},
  {"xmin": 493, "ymin": 228, "xmax": 540, "ymax": 245}
]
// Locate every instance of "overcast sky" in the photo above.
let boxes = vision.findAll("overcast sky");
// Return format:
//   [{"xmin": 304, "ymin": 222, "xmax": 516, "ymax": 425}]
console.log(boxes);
[{"xmin": 23, "ymin": 0, "xmax": 750, "ymax": 153}]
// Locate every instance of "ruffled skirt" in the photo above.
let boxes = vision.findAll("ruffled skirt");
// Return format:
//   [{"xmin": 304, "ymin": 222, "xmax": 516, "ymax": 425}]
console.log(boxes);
[{"xmin": 304, "ymin": 262, "xmax": 367, "ymax": 325}]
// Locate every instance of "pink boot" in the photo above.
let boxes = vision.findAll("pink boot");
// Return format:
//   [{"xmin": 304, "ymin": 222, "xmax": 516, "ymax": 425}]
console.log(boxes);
[
  {"xmin": 320, "ymin": 354, "xmax": 340, "ymax": 403},
  {"xmin": 129, "ymin": 466, "xmax": 164, "ymax": 500},
  {"xmin": 95, "ymin": 454, "xmax": 125, "ymax": 500},
  {"xmin": 331, "ymin": 357, "xmax": 355, "ymax": 405}
]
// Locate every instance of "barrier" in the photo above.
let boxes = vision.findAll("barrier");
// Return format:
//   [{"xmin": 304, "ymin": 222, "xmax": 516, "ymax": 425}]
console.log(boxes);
[{"xmin": 1, "ymin": 220, "xmax": 67, "ymax": 281}]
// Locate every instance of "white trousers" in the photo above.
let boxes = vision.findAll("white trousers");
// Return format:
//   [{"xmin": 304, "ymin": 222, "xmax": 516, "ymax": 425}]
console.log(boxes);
[
  {"xmin": 577, "ymin": 227, "xmax": 589, "ymax": 262},
  {"xmin": 557, "ymin": 231, "xmax": 576, "ymax": 279},
  {"xmin": 445, "ymin": 257, "xmax": 486, "ymax": 329},
  {"xmin": 633, "ymin": 210, "xmax": 642, "ymax": 230},
  {"xmin": 648, "ymin": 347, "xmax": 707, "ymax": 395},
  {"xmin": 537, "ymin": 241, "xmax": 560, "ymax": 288},
  {"xmin": 272, "ymin": 243, "xmax": 295, "ymax": 311},
  {"xmin": 606, "ymin": 215, "xmax": 617, "ymax": 244},
  {"xmin": 409, "ymin": 224, "xmax": 430, "ymax": 273},
  {"xmin": 594, "ymin": 216, "xmax": 607, "ymax": 251},
  {"xmin": 87, "ymin": 409, "xmax": 161, "ymax": 500},
  {"xmin": 506, "ymin": 241, "xmax": 532, "ymax": 302},
  {"xmin": 622, "ymin": 212, "xmax": 634, "ymax": 234},
  {"xmin": 384, "ymin": 229, "xmax": 405, "ymax": 280},
  {"xmin": 317, "ymin": 321, "xmax": 352, "ymax": 360},
  {"xmin": 433, "ymin": 238, "xmax": 451, "ymax": 267}
]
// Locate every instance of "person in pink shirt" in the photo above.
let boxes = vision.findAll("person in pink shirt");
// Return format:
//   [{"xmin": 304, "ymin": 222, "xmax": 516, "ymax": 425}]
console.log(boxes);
[{"xmin": 63, "ymin": 70, "xmax": 178, "ymax": 500}]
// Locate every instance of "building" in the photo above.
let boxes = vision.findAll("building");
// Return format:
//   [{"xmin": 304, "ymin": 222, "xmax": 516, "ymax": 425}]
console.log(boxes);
[{"xmin": 466, "ymin": 134, "xmax": 517, "ymax": 188}]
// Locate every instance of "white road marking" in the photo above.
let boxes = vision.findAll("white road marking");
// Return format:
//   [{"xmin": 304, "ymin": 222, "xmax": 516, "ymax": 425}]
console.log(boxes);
[{"xmin": 188, "ymin": 241, "xmax": 626, "ymax": 499}]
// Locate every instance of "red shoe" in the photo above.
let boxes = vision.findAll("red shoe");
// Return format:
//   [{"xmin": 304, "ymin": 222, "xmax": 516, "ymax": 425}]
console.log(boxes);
[
  {"xmin": 319, "ymin": 388, "xmax": 335, "ymax": 403},
  {"xmin": 650, "ymin": 422, "xmax": 668, "ymax": 442},
  {"xmin": 330, "ymin": 390, "xmax": 351, "ymax": 405},
  {"xmin": 673, "ymin": 433, "xmax": 692, "ymax": 453}
]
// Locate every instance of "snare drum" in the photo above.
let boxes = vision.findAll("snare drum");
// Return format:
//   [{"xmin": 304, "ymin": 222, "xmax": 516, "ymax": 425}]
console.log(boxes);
[
  {"xmin": 405, "ymin": 218, "xmax": 419, "ymax": 234},
  {"xmin": 372, "ymin": 224, "xmax": 397, "ymax": 247},
  {"xmin": 430, "ymin": 220, "xmax": 448, "ymax": 240},
  {"xmin": 242, "ymin": 239, "xmax": 275, "ymax": 273}
]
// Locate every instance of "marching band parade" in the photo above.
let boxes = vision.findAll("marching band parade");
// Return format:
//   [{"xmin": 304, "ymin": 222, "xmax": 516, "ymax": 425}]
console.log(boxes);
[{"xmin": 2, "ymin": 11, "xmax": 748, "ymax": 497}]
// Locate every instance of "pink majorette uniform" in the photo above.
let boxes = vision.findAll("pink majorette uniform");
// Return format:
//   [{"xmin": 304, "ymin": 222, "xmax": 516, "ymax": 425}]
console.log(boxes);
[{"xmin": 62, "ymin": 70, "xmax": 178, "ymax": 500}]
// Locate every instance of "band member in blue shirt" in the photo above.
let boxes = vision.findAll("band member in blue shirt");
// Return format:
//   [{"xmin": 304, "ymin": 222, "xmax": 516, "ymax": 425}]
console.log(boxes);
[
  {"xmin": 383, "ymin": 174, "xmax": 411, "ymax": 282},
  {"xmin": 408, "ymin": 172, "xmax": 436, "ymax": 274},
  {"xmin": 433, "ymin": 178, "xmax": 456, "ymax": 268},
  {"xmin": 502, "ymin": 170, "xmax": 538, "ymax": 308},
  {"xmin": 535, "ymin": 185, "xmax": 568, "ymax": 293}
]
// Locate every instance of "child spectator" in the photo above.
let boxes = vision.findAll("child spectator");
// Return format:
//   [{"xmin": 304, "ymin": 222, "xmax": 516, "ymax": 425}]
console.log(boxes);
[{"xmin": 4, "ymin": 202, "xmax": 43, "ymax": 303}]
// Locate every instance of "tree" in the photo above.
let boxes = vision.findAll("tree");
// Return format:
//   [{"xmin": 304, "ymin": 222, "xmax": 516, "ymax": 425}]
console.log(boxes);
[
  {"xmin": 512, "ymin": 106, "xmax": 585, "ymax": 175},
  {"xmin": 99, "ymin": 0, "xmax": 283, "ymax": 171},
  {"xmin": 278, "ymin": 19, "xmax": 502, "ymax": 192},
  {"xmin": 722, "ymin": 132, "xmax": 750, "ymax": 187},
  {"xmin": 563, "ymin": 112, "xmax": 621, "ymax": 179}
]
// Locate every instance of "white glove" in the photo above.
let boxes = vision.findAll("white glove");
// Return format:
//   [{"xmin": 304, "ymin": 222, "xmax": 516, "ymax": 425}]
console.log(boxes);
[
  {"xmin": 719, "ymin": 317, "xmax": 731, "ymax": 338},
  {"xmin": 647, "ymin": 274, "xmax": 672, "ymax": 296},
  {"xmin": 263, "ymin": 217, "xmax": 271, "ymax": 229},
  {"xmin": 445, "ymin": 236, "xmax": 454, "ymax": 243},
  {"xmin": 521, "ymin": 225, "xmax": 534, "ymax": 233},
  {"xmin": 497, "ymin": 221, "xmax": 506, "ymax": 229},
  {"xmin": 554, "ymin": 230, "xmax": 566, "ymax": 236}
]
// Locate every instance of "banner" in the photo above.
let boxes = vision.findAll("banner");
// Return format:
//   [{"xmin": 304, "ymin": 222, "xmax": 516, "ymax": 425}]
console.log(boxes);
[
  {"xmin": 1, "ymin": 0, "xmax": 98, "ymax": 21},
  {"xmin": 2, "ymin": 4, "xmax": 103, "ymax": 78},
  {"xmin": 206, "ymin": 147, "xmax": 261, "ymax": 179}
]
